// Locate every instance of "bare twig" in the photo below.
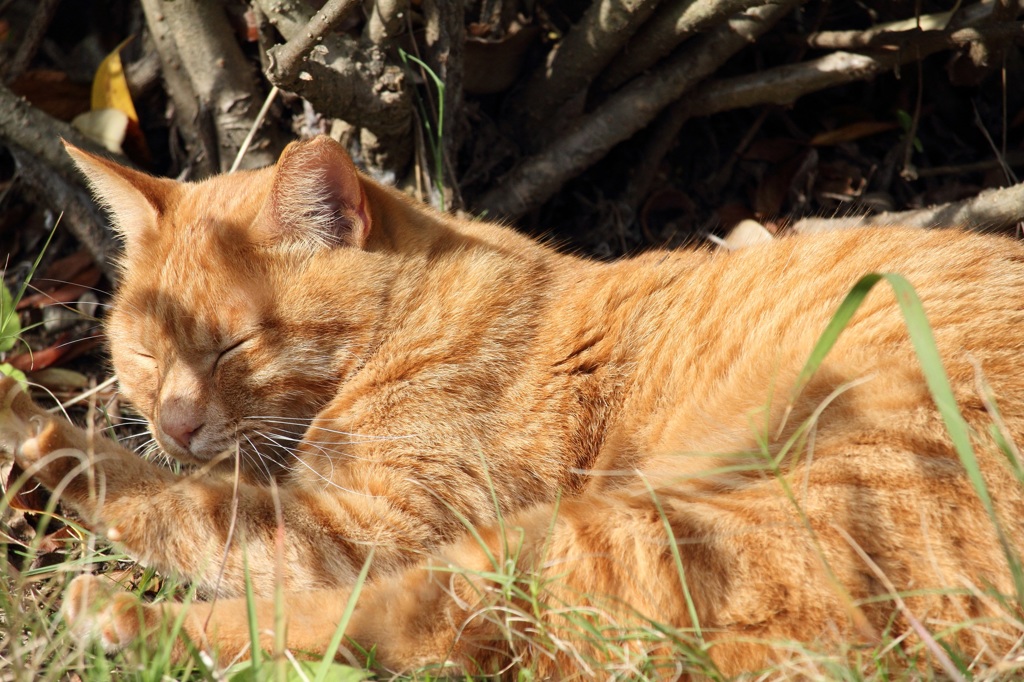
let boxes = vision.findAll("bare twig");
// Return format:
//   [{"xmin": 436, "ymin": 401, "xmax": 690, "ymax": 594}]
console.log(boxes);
[
  {"xmin": 792, "ymin": 181, "xmax": 1024, "ymax": 233},
  {"xmin": 266, "ymin": 0, "xmax": 360, "ymax": 84},
  {"xmin": 807, "ymin": 19, "xmax": 1024, "ymax": 51},
  {"xmin": 230, "ymin": 86, "xmax": 280, "ymax": 173},
  {"xmin": 139, "ymin": 0, "xmax": 284, "ymax": 173},
  {"xmin": 137, "ymin": 0, "xmax": 216, "ymax": 177},
  {"xmin": 598, "ymin": 0, "xmax": 769, "ymax": 92},
  {"xmin": 669, "ymin": 22, "xmax": 1024, "ymax": 120},
  {"xmin": 123, "ymin": 37, "xmax": 163, "ymax": 102},
  {"xmin": 617, "ymin": 18, "xmax": 1024, "ymax": 214},
  {"xmin": 686, "ymin": 51, "xmax": 894, "ymax": 117},
  {"xmin": 515, "ymin": 0, "xmax": 661, "ymax": 143},
  {"xmin": 476, "ymin": 0, "xmax": 801, "ymax": 220},
  {"xmin": 915, "ymin": 151, "xmax": 1024, "ymax": 178},
  {"xmin": 2, "ymin": 0, "xmax": 60, "ymax": 83}
]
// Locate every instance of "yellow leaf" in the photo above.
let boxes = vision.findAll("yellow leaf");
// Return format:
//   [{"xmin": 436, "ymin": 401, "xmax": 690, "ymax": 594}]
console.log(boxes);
[{"xmin": 91, "ymin": 37, "xmax": 138, "ymax": 123}]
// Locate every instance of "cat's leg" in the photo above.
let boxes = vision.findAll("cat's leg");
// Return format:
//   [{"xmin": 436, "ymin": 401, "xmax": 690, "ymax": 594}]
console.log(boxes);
[
  {"xmin": 0, "ymin": 379, "xmax": 466, "ymax": 596},
  {"xmin": 63, "ymin": 448, "xmax": 1021, "ymax": 677},
  {"xmin": 59, "ymin": 489, "xmax": 815, "ymax": 675},
  {"xmin": 0, "ymin": 381, "xmax": 357, "ymax": 595}
]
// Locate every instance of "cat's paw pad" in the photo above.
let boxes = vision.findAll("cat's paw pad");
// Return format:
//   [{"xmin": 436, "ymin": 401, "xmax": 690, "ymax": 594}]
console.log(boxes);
[{"xmin": 63, "ymin": 574, "xmax": 145, "ymax": 653}]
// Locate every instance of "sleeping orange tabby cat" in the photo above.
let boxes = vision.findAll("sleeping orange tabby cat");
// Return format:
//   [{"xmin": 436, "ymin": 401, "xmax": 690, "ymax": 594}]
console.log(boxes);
[{"xmin": 0, "ymin": 135, "xmax": 1022, "ymax": 676}]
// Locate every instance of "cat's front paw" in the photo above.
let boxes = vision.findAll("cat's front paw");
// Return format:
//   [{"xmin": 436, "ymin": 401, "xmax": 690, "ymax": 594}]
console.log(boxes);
[
  {"xmin": 0, "ymin": 377, "xmax": 89, "ymax": 478},
  {"xmin": 0, "ymin": 377, "xmax": 49, "ymax": 462},
  {"xmin": 63, "ymin": 574, "xmax": 146, "ymax": 653}
]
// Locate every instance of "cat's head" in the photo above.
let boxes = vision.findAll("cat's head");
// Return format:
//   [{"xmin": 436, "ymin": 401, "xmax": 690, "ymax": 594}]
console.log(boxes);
[{"xmin": 66, "ymin": 137, "xmax": 381, "ymax": 479}]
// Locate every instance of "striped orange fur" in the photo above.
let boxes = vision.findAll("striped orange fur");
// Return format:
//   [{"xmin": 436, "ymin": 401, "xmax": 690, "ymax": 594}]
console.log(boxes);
[{"xmin": 1, "ymin": 135, "xmax": 1022, "ymax": 676}]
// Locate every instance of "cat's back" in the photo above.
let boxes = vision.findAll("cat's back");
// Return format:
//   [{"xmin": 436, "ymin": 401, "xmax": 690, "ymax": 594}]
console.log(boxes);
[{"xmin": 575, "ymin": 227, "xmax": 1024, "ymax": 472}]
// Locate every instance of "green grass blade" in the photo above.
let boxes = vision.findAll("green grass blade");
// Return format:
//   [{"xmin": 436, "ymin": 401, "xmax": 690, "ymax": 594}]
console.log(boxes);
[
  {"xmin": 398, "ymin": 49, "xmax": 447, "ymax": 212},
  {"xmin": 640, "ymin": 477, "xmax": 702, "ymax": 641},
  {"xmin": 313, "ymin": 547, "xmax": 375, "ymax": 682},
  {"xmin": 243, "ymin": 548, "xmax": 263, "ymax": 669},
  {"xmin": 789, "ymin": 272, "xmax": 1023, "ymax": 598}
]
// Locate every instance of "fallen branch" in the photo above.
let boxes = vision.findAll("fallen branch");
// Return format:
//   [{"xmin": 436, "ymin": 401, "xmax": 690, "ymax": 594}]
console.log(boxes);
[
  {"xmin": 476, "ymin": 0, "xmax": 800, "ymax": 220},
  {"xmin": 139, "ymin": 0, "xmax": 284, "ymax": 173},
  {"xmin": 10, "ymin": 148, "xmax": 117, "ymax": 281},
  {"xmin": 2, "ymin": 0, "xmax": 60, "ymax": 84},
  {"xmin": 792, "ymin": 182, "xmax": 1024, "ymax": 233},
  {"xmin": 0, "ymin": 84, "xmax": 121, "ymax": 276},
  {"xmin": 0, "ymin": 84, "xmax": 123, "ymax": 180}
]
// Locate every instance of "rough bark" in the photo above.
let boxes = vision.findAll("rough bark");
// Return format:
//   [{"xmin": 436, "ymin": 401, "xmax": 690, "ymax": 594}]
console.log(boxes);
[
  {"xmin": 266, "ymin": 0, "xmax": 361, "ymax": 85},
  {"xmin": 2, "ymin": 0, "xmax": 61, "ymax": 84},
  {"xmin": 255, "ymin": 0, "xmax": 412, "ymax": 172},
  {"xmin": 367, "ymin": 0, "xmax": 408, "ymax": 45},
  {"xmin": 792, "ymin": 181, "xmax": 1024, "ymax": 233},
  {"xmin": 0, "ymin": 83, "xmax": 123, "ymax": 275},
  {"xmin": 139, "ymin": 0, "xmax": 284, "ymax": 173},
  {"xmin": 421, "ymin": 0, "xmax": 465, "ymax": 207}
]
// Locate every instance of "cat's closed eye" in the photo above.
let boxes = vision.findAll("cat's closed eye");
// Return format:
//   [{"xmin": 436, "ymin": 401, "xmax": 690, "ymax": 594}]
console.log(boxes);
[
  {"xmin": 132, "ymin": 349, "xmax": 156, "ymax": 365},
  {"xmin": 214, "ymin": 338, "xmax": 250, "ymax": 371}
]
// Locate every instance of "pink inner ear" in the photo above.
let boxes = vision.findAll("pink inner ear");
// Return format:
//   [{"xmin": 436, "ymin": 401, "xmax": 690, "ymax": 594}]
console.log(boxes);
[{"xmin": 269, "ymin": 137, "xmax": 371, "ymax": 249}]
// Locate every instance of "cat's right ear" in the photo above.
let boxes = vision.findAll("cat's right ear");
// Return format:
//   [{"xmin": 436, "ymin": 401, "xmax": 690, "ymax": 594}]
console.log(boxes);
[
  {"xmin": 63, "ymin": 141, "xmax": 173, "ymax": 241},
  {"xmin": 252, "ymin": 136, "xmax": 371, "ymax": 250}
]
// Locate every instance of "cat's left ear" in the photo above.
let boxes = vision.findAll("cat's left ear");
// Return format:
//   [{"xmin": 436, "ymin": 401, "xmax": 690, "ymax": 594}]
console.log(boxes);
[
  {"xmin": 63, "ymin": 141, "xmax": 174, "ymax": 242},
  {"xmin": 252, "ymin": 135, "xmax": 371, "ymax": 249}
]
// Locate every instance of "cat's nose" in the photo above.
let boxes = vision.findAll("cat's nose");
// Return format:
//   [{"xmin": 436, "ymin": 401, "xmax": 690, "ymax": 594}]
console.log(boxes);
[{"xmin": 160, "ymin": 402, "xmax": 203, "ymax": 450}]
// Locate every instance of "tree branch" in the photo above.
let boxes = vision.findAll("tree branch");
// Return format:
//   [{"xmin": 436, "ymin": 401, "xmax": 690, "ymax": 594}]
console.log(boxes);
[
  {"xmin": 0, "ymin": 83, "xmax": 122, "ymax": 276},
  {"xmin": 476, "ymin": 0, "xmax": 801, "ymax": 220},
  {"xmin": 2, "ymin": 0, "xmax": 61, "ymax": 84},
  {"xmin": 266, "ymin": 0, "xmax": 360, "ymax": 84},
  {"xmin": 139, "ymin": 0, "xmax": 284, "ymax": 173},
  {"xmin": 598, "ymin": 0, "xmax": 769, "ymax": 92},
  {"xmin": 792, "ymin": 181, "xmax": 1024, "ymax": 233},
  {"xmin": 515, "ymin": 0, "xmax": 661, "ymax": 144},
  {"xmin": 620, "ymin": 20, "xmax": 1024, "ymax": 216}
]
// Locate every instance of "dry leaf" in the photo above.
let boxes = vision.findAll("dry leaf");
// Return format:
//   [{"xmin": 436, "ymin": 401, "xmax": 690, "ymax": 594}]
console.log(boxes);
[
  {"xmin": 722, "ymin": 220, "xmax": 774, "ymax": 251},
  {"xmin": 18, "ymin": 265, "xmax": 102, "ymax": 310},
  {"xmin": 810, "ymin": 121, "xmax": 899, "ymax": 146},
  {"xmin": 27, "ymin": 367, "xmax": 90, "ymax": 391},
  {"xmin": 91, "ymin": 37, "xmax": 138, "ymax": 123},
  {"xmin": 71, "ymin": 108, "xmax": 129, "ymax": 154}
]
